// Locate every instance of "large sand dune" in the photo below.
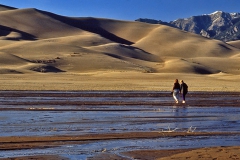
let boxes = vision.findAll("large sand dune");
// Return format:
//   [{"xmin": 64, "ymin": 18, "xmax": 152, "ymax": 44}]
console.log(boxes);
[{"xmin": 0, "ymin": 5, "xmax": 240, "ymax": 91}]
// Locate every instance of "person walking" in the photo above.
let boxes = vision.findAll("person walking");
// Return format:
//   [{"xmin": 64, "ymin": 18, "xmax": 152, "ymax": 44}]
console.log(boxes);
[
  {"xmin": 180, "ymin": 80, "xmax": 188, "ymax": 103},
  {"xmin": 171, "ymin": 79, "xmax": 181, "ymax": 103}
]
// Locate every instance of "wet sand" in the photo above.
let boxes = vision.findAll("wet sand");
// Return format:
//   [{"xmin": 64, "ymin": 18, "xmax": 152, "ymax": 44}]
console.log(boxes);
[
  {"xmin": 1, "ymin": 132, "xmax": 240, "ymax": 160},
  {"xmin": 0, "ymin": 91, "xmax": 240, "ymax": 159}
]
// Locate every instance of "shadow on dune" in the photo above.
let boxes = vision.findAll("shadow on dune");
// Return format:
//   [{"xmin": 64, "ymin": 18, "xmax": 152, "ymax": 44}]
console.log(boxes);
[
  {"xmin": 193, "ymin": 66, "xmax": 216, "ymax": 74},
  {"xmin": 0, "ymin": 69, "xmax": 22, "ymax": 74},
  {"xmin": 120, "ymin": 44, "xmax": 153, "ymax": 55},
  {"xmin": 0, "ymin": 4, "xmax": 17, "ymax": 11},
  {"xmin": 0, "ymin": 25, "xmax": 37, "ymax": 40},
  {"xmin": 37, "ymin": 10, "xmax": 133, "ymax": 45},
  {"xmin": 30, "ymin": 65, "xmax": 65, "ymax": 73},
  {"xmin": 218, "ymin": 43, "xmax": 232, "ymax": 50},
  {"xmin": 102, "ymin": 44, "xmax": 162, "ymax": 62}
]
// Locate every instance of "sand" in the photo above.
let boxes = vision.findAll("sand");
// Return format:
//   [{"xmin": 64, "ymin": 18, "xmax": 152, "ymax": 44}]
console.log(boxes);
[
  {"xmin": 2, "ymin": 146, "xmax": 239, "ymax": 160},
  {"xmin": 1, "ymin": 132, "xmax": 240, "ymax": 160},
  {"xmin": 0, "ymin": 7, "xmax": 240, "ymax": 93},
  {"xmin": 0, "ymin": 72, "xmax": 240, "ymax": 92},
  {"xmin": 122, "ymin": 146, "xmax": 240, "ymax": 160},
  {"xmin": 0, "ymin": 9, "xmax": 240, "ymax": 76}
]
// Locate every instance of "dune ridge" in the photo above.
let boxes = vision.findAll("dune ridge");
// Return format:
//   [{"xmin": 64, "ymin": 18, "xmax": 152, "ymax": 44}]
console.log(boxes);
[{"xmin": 0, "ymin": 4, "xmax": 16, "ymax": 11}]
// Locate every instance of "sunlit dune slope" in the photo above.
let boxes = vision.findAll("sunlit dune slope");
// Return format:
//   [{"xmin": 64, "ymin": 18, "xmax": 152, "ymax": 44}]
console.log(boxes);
[
  {"xmin": 0, "ymin": 52, "xmax": 29, "ymax": 65},
  {"xmin": 86, "ymin": 43, "xmax": 161, "ymax": 62},
  {"xmin": 133, "ymin": 25, "xmax": 239, "ymax": 58},
  {"xmin": 157, "ymin": 59, "xmax": 220, "ymax": 74},
  {"xmin": 0, "ymin": 6, "xmax": 240, "ymax": 75},
  {"xmin": 0, "ymin": 38, "xmax": 157, "ymax": 73},
  {"xmin": 0, "ymin": 8, "xmax": 86, "ymax": 39},
  {"xmin": 227, "ymin": 40, "xmax": 240, "ymax": 49},
  {"xmin": 0, "ymin": 51, "xmax": 65, "ymax": 74},
  {"xmin": 74, "ymin": 17, "xmax": 159, "ymax": 43}
]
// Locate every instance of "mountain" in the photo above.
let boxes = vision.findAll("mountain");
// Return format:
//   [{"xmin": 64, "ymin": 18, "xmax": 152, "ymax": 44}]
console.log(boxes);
[
  {"xmin": 136, "ymin": 11, "xmax": 240, "ymax": 42},
  {"xmin": 171, "ymin": 11, "xmax": 240, "ymax": 42},
  {"xmin": 0, "ymin": 5, "xmax": 239, "ymax": 76}
]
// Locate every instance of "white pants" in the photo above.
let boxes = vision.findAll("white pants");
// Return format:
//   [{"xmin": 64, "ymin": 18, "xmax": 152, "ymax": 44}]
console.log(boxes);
[{"xmin": 173, "ymin": 89, "xmax": 180, "ymax": 102}]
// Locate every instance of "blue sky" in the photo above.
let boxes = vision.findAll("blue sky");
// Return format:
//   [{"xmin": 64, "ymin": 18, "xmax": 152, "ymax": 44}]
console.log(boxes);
[{"xmin": 0, "ymin": 0, "xmax": 240, "ymax": 22}]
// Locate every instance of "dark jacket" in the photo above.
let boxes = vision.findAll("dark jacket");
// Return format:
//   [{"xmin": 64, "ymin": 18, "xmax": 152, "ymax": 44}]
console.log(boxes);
[
  {"xmin": 180, "ymin": 83, "xmax": 188, "ymax": 94},
  {"xmin": 173, "ymin": 83, "xmax": 181, "ymax": 90}
]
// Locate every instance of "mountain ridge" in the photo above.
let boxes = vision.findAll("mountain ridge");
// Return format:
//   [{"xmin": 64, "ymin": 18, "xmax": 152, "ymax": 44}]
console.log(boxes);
[{"xmin": 136, "ymin": 11, "xmax": 240, "ymax": 42}]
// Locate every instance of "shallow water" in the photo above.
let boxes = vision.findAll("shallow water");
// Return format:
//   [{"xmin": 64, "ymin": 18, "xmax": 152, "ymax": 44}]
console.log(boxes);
[
  {"xmin": 1, "ymin": 135, "xmax": 240, "ymax": 159},
  {"xmin": 0, "ymin": 91, "xmax": 240, "ymax": 159}
]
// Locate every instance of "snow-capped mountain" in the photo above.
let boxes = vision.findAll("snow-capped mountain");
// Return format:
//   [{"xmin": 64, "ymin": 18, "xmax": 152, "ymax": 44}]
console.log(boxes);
[{"xmin": 136, "ymin": 11, "xmax": 240, "ymax": 42}]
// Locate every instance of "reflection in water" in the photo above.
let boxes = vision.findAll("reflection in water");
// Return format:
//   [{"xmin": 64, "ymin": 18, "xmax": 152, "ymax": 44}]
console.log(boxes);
[{"xmin": 174, "ymin": 106, "xmax": 189, "ymax": 130}]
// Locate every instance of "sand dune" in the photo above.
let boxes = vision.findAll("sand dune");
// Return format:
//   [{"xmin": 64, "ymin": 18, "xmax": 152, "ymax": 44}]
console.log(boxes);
[
  {"xmin": 0, "ymin": 52, "xmax": 59, "ymax": 74},
  {"xmin": 85, "ymin": 18, "xmax": 159, "ymax": 43},
  {"xmin": 228, "ymin": 40, "xmax": 240, "ymax": 49},
  {"xmin": 0, "ymin": 52, "xmax": 29, "ymax": 65},
  {"xmin": 134, "ymin": 25, "xmax": 238, "ymax": 58},
  {"xmin": 0, "ymin": 8, "xmax": 85, "ymax": 39},
  {"xmin": 86, "ymin": 43, "xmax": 161, "ymax": 62},
  {"xmin": 52, "ymin": 33, "xmax": 113, "ymax": 47},
  {"xmin": 0, "ymin": 5, "xmax": 240, "ymax": 90},
  {"xmin": 0, "ymin": 4, "xmax": 16, "ymax": 11},
  {"xmin": 157, "ymin": 58, "xmax": 220, "ymax": 74}
]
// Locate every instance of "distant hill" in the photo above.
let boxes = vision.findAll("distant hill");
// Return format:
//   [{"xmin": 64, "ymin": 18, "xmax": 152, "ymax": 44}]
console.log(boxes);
[{"xmin": 136, "ymin": 11, "xmax": 240, "ymax": 42}]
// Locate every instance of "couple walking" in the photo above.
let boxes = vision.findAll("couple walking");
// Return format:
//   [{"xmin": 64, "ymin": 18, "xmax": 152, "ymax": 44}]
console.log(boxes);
[{"xmin": 172, "ymin": 79, "xmax": 188, "ymax": 103}]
